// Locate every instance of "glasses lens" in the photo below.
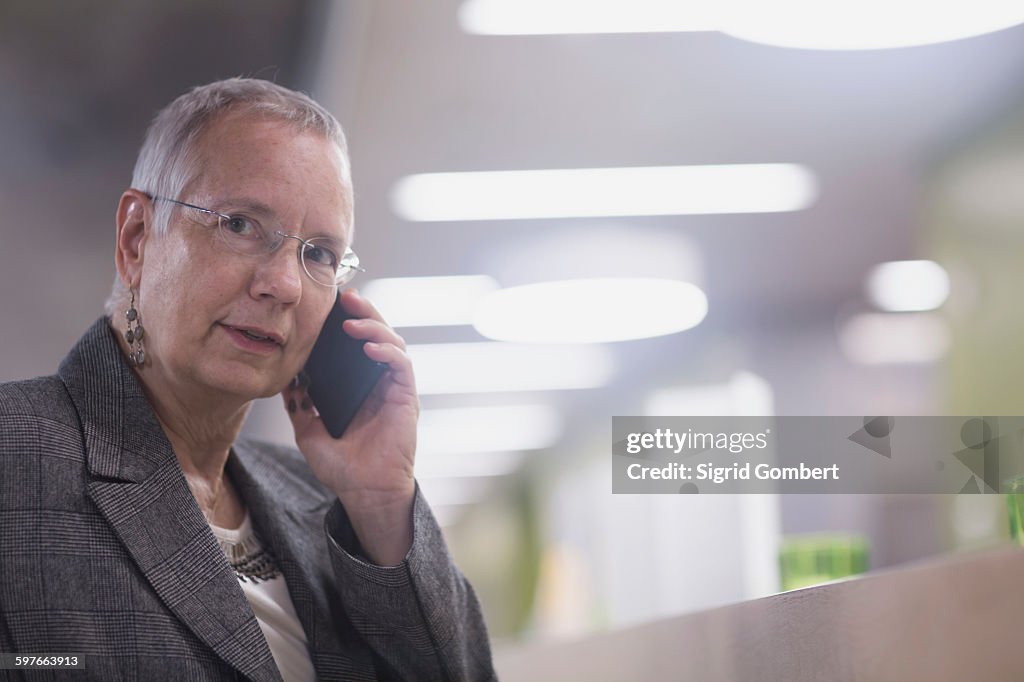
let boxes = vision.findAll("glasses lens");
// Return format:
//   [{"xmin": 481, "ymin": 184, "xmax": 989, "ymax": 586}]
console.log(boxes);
[
  {"xmin": 207, "ymin": 207, "xmax": 358, "ymax": 288},
  {"xmin": 299, "ymin": 238, "xmax": 345, "ymax": 287},
  {"xmin": 217, "ymin": 214, "xmax": 274, "ymax": 255},
  {"xmin": 335, "ymin": 248, "xmax": 361, "ymax": 286}
]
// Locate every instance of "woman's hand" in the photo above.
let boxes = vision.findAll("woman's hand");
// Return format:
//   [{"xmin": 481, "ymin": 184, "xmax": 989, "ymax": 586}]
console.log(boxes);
[{"xmin": 283, "ymin": 288, "xmax": 419, "ymax": 565}]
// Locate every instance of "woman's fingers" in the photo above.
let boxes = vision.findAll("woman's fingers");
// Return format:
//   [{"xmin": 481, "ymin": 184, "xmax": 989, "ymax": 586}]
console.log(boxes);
[
  {"xmin": 337, "ymin": 289, "xmax": 407, "ymax": 352},
  {"xmin": 364, "ymin": 342, "xmax": 416, "ymax": 391},
  {"xmin": 339, "ymin": 288, "xmax": 385, "ymax": 323},
  {"xmin": 281, "ymin": 383, "xmax": 323, "ymax": 430},
  {"xmin": 283, "ymin": 289, "xmax": 416, "ymax": 431},
  {"xmin": 342, "ymin": 317, "xmax": 407, "ymax": 350}
]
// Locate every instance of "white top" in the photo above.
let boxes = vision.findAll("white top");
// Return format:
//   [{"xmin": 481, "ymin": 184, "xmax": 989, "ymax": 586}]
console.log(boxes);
[{"xmin": 210, "ymin": 511, "xmax": 317, "ymax": 682}]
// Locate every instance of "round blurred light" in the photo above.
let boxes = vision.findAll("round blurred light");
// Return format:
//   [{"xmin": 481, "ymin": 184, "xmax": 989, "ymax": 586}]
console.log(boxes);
[
  {"xmin": 418, "ymin": 405, "xmax": 562, "ymax": 456},
  {"xmin": 866, "ymin": 260, "xmax": 950, "ymax": 312},
  {"xmin": 473, "ymin": 278, "xmax": 708, "ymax": 344},
  {"xmin": 839, "ymin": 312, "xmax": 950, "ymax": 364},
  {"xmin": 361, "ymin": 275, "xmax": 499, "ymax": 328},
  {"xmin": 409, "ymin": 342, "xmax": 614, "ymax": 393}
]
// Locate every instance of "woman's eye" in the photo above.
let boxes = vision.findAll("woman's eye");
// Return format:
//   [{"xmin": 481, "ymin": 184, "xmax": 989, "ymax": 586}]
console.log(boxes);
[
  {"xmin": 303, "ymin": 242, "xmax": 339, "ymax": 268},
  {"xmin": 224, "ymin": 215, "xmax": 256, "ymax": 236}
]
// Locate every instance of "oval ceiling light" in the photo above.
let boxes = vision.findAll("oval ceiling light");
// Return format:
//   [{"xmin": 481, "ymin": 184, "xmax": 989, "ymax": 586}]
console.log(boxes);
[
  {"xmin": 361, "ymin": 275, "xmax": 499, "ymax": 327},
  {"xmin": 418, "ymin": 404, "xmax": 563, "ymax": 456},
  {"xmin": 391, "ymin": 164, "xmax": 817, "ymax": 221},
  {"xmin": 460, "ymin": 0, "xmax": 1024, "ymax": 50},
  {"xmin": 473, "ymin": 278, "xmax": 708, "ymax": 343},
  {"xmin": 478, "ymin": 224, "xmax": 704, "ymax": 289},
  {"xmin": 866, "ymin": 260, "xmax": 950, "ymax": 312},
  {"xmin": 459, "ymin": 0, "xmax": 719, "ymax": 35},
  {"xmin": 644, "ymin": 371, "xmax": 775, "ymax": 416},
  {"xmin": 722, "ymin": 0, "xmax": 1024, "ymax": 50},
  {"xmin": 839, "ymin": 312, "xmax": 950, "ymax": 364},
  {"xmin": 409, "ymin": 341, "xmax": 614, "ymax": 393}
]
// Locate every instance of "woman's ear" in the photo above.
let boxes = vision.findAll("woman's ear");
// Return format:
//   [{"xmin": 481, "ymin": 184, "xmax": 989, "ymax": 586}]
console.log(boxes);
[{"xmin": 114, "ymin": 189, "xmax": 151, "ymax": 287}]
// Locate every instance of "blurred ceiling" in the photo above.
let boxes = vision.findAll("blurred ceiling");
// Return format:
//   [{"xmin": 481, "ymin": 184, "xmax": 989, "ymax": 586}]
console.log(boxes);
[
  {"xmin": 329, "ymin": 0, "xmax": 1024, "ymax": 330},
  {"xmin": 3, "ymin": 0, "xmax": 1024, "ymax": 438},
  {"xmin": 305, "ymin": 2, "xmax": 1024, "ymax": 448}
]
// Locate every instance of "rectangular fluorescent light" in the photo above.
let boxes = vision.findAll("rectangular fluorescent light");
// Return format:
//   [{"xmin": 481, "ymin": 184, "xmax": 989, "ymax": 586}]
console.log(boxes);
[
  {"xmin": 408, "ymin": 342, "xmax": 614, "ymax": 394},
  {"xmin": 431, "ymin": 505, "xmax": 470, "ymax": 527},
  {"xmin": 644, "ymin": 371, "xmax": 774, "ymax": 416},
  {"xmin": 839, "ymin": 313, "xmax": 950, "ymax": 365},
  {"xmin": 418, "ymin": 405, "xmax": 562, "ymax": 456},
  {"xmin": 459, "ymin": 0, "xmax": 719, "ymax": 35},
  {"xmin": 417, "ymin": 451, "xmax": 526, "ymax": 478},
  {"xmin": 360, "ymin": 275, "xmax": 499, "ymax": 328},
  {"xmin": 417, "ymin": 477, "xmax": 494, "ymax": 507},
  {"xmin": 391, "ymin": 164, "xmax": 817, "ymax": 221}
]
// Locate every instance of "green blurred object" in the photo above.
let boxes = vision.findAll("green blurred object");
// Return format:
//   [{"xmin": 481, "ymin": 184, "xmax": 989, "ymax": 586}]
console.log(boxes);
[
  {"xmin": 779, "ymin": 533, "xmax": 869, "ymax": 591},
  {"xmin": 1005, "ymin": 478, "xmax": 1024, "ymax": 546}
]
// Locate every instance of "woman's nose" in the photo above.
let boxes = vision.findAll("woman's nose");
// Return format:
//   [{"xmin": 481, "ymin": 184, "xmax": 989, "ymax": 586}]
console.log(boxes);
[{"xmin": 250, "ymin": 242, "xmax": 304, "ymax": 303}]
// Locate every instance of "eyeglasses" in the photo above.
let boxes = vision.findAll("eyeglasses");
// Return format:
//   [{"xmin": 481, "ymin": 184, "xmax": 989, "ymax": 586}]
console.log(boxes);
[{"xmin": 148, "ymin": 195, "xmax": 363, "ymax": 287}]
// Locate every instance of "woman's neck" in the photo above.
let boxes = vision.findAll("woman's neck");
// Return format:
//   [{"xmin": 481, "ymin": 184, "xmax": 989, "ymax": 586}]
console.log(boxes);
[
  {"xmin": 108, "ymin": 316, "xmax": 251, "ymax": 522},
  {"xmin": 155, "ymin": 400, "xmax": 250, "ymax": 528}
]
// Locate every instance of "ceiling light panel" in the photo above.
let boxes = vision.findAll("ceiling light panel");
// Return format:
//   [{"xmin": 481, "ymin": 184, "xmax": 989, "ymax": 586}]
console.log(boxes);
[
  {"xmin": 839, "ymin": 312, "xmax": 950, "ymax": 364},
  {"xmin": 418, "ymin": 404, "xmax": 563, "ymax": 456},
  {"xmin": 392, "ymin": 164, "xmax": 818, "ymax": 221},
  {"xmin": 460, "ymin": 0, "xmax": 1024, "ymax": 50},
  {"xmin": 459, "ymin": 0, "xmax": 719, "ymax": 35},
  {"xmin": 409, "ymin": 341, "xmax": 615, "ymax": 394},
  {"xmin": 473, "ymin": 278, "xmax": 708, "ymax": 343},
  {"xmin": 361, "ymin": 275, "xmax": 499, "ymax": 327},
  {"xmin": 865, "ymin": 260, "xmax": 950, "ymax": 312}
]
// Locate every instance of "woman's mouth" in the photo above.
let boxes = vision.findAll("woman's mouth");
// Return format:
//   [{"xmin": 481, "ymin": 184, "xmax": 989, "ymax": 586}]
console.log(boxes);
[{"xmin": 220, "ymin": 324, "xmax": 283, "ymax": 353}]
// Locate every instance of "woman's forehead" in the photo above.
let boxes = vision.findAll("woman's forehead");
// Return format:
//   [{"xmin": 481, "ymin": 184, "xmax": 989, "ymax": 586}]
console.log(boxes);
[
  {"xmin": 187, "ymin": 119, "xmax": 352, "ymax": 233},
  {"xmin": 195, "ymin": 120, "xmax": 345, "ymax": 186}
]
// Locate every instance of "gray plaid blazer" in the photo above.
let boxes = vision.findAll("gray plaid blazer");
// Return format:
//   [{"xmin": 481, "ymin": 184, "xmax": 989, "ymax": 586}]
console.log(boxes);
[{"xmin": 0, "ymin": 318, "xmax": 496, "ymax": 681}]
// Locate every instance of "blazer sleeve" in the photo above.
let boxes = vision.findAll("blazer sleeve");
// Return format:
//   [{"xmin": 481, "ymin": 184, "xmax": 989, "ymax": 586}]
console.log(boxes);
[{"xmin": 323, "ymin": 483, "xmax": 497, "ymax": 682}]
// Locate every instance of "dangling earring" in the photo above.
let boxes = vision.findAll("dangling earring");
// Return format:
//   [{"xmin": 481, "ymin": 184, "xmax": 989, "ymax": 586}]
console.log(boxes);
[{"xmin": 125, "ymin": 288, "xmax": 146, "ymax": 366}]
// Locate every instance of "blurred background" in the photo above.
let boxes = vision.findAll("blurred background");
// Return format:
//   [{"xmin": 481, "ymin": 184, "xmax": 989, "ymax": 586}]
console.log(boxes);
[{"xmin": 4, "ymin": 0, "xmax": 1024, "ymax": 663}]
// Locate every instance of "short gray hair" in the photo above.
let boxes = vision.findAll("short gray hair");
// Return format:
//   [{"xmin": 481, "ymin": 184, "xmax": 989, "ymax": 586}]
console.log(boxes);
[{"xmin": 105, "ymin": 77, "xmax": 353, "ymax": 316}]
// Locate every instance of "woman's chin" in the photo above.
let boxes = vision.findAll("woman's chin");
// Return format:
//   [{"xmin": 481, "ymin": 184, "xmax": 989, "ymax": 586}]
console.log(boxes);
[{"xmin": 197, "ymin": 364, "xmax": 290, "ymax": 403}]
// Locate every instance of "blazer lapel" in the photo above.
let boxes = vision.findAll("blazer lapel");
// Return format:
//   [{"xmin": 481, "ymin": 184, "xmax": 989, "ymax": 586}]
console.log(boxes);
[
  {"xmin": 60, "ymin": 319, "xmax": 282, "ymax": 682},
  {"xmin": 229, "ymin": 440, "xmax": 376, "ymax": 677}
]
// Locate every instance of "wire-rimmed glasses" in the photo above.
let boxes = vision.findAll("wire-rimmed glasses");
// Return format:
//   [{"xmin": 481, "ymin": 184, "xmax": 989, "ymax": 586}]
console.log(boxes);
[{"xmin": 148, "ymin": 195, "xmax": 362, "ymax": 287}]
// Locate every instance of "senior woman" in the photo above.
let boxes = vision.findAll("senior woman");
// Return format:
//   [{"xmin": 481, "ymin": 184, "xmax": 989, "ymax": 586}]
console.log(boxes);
[{"xmin": 0, "ymin": 79, "xmax": 495, "ymax": 681}]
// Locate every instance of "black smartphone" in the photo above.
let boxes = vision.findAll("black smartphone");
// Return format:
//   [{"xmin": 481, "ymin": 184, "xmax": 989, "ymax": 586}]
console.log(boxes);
[{"xmin": 303, "ymin": 293, "xmax": 388, "ymax": 438}]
